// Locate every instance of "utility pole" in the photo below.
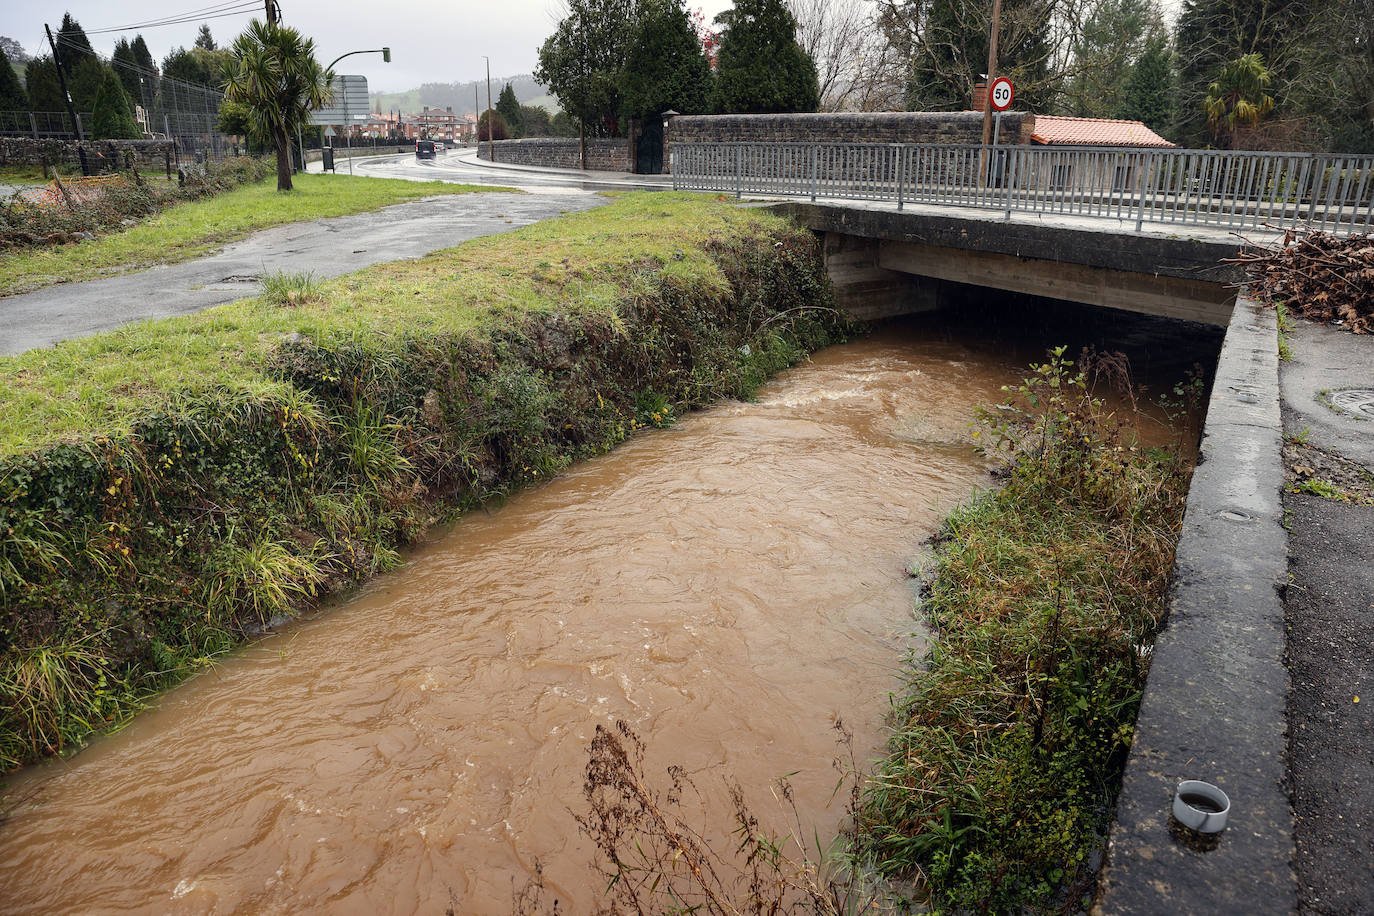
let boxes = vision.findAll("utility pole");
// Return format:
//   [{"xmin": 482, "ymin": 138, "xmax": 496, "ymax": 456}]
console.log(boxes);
[
  {"xmin": 265, "ymin": 0, "xmax": 278, "ymax": 24},
  {"xmin": 44, "ymin": 24, "xmax": 84, "ymax": 141},
  {"xmin": 483, "ymin": 56, "xmax": 495, "ymax": 162},
  {"xmin": 980, "ymin": 0, "xmax": 1003, "ymax": 149},
  {"xmin": 474, "ymin": 85, "xmax": 479, "ymax": 147}
]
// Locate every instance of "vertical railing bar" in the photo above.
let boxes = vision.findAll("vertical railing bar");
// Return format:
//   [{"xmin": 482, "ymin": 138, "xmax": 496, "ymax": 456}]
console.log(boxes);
[
  {"xmin": 1332, "ymin": 156, "xmax": 1352, "ymax": 233},
  {"xmin": 1315, "ymin": 156, "xmax": 1331, "ymax": 232},
  {"xmin": 1257, "ymin": 155, "xmax": 1275, "ymax": 229},
  {"xmin": 1350, "ymin": 160, "xmax": 1371, "ymax": 232}
]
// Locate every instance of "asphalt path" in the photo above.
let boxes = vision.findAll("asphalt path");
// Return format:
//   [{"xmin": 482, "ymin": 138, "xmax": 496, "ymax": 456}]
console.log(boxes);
[{"xmin": 0, "ymin": 150, "xmax": 667, "ymax": 356}]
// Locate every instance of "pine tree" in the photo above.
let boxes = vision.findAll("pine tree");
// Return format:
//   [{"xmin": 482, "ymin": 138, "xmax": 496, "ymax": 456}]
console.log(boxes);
[
  {"xmin": 621, "ymin": 0, "xmax": 712, "ymax": 119},
  {"xmin": 24, "ymin": 57, "xmax": 65, "ymax": 112},
  {"xmin": 68, "ymin": 57, "xmax": 107, "ymax": 111},
  {"xmin": 496, "ymin": 82, "xmax": 524, "ymax": 137},
  {"xmin": 0, "ymin": 45, "xmax": 29, "ymax": 111},
  {"xmin": 91, "ymin": 67, "xmax": 140, "ymax": 139},
  {"xmin": 713, "ymin": 0, "xmax": 818, "ymax": 113},
  {"xmin": 111, "ymin": 38, "xmax": 144, "ymax": 108},
  {"xmin": 1116, "ymin": 37, "xmax": 1176, "ymax": 136},
  {"xmin": 195, "ymin": 25, "xmax": 217, "ymax": 51},
  {"xmin": 56, "ymin": 13, "xmax": 96, "ymax": 68}
]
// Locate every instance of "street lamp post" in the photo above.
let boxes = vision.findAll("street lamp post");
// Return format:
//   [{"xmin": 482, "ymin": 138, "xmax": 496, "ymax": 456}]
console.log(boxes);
[
  {"xmin": 324, "ymin": 48, "xmax": 392, "ymax": 175},
  {"xmin": 483, "ymin": 55, "xmax": 495, "ymax": 163}
]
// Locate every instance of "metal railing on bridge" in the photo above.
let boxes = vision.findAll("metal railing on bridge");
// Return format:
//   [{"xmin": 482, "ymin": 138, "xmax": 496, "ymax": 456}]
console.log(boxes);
[{"xmin": 672, "ymin": 142, "xmax": 1374, "ymax": 236}]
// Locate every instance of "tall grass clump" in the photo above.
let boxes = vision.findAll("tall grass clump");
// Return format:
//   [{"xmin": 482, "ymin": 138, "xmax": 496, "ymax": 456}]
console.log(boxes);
[{"xmin": 856, "ymin": 348, "xmax": 1194, "ymax": 914}]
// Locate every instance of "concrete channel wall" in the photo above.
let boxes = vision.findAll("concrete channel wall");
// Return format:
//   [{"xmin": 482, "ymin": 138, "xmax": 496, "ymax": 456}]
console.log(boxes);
[{"xmin": 1096, "ymin": 296, "xmax": 1295, "ymax": 914}]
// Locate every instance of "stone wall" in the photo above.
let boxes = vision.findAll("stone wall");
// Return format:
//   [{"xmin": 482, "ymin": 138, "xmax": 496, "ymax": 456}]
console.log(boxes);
[
  {"xmin": 0, "ymin": 138, "xmax": 179, "ymax": 173},
  {"xmin": 667, "ymin": 111, "xmax": 1035, "ymax": 149},
  {"xmin": 477, "ymin": 138, "xmax": 631, "ymax": 172},
  {"xmin": 468, "ymin": 113, "xmax": 1035, "ymax": 175}
]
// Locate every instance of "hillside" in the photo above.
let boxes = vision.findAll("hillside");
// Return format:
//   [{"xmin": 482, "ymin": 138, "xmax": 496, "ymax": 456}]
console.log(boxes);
[{"xmin": 369, "ymin": 73, "xmax": 556, "ymax": 116}]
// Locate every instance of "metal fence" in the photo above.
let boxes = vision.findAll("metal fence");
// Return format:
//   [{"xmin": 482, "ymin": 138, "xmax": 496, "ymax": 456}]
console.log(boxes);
[{"xmin": 673, "ymin": 142, "xmax": 1374, "ymax": 235}]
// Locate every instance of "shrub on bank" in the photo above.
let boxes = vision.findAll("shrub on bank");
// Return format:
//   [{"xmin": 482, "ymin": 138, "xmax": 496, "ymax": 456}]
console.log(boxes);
[
  {"xmin": 856, "ymin": 350, "xmax": 1191, "ymax": 913},
  {"xmin": 0, "ymin": 193, "xmax": 851, "ymax": 770},
  {"xmin": 0, "ymin": 156, "xmax": 270, "ymax": 249}
]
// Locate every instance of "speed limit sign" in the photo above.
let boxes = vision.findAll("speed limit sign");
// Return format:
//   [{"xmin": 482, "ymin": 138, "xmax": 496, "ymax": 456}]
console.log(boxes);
[{"xmin": 989, "ymin": 77, "xmax": 1014, "ymax": 111}]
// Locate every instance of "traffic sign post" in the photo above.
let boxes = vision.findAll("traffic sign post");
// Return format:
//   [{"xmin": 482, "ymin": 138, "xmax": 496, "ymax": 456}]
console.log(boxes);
[{"xmin": 988, "ymin": 78, "xmax": 1014, "ymax": 189}]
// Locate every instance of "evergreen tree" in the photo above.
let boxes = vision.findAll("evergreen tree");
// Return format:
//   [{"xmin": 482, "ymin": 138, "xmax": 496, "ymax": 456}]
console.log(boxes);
[
  {"xmin": 111, "ymin": 38, "xmax": 144, "ymax": 108},
  {"xmin": 536, "ymin": 0, "xmax": 638, "ymax": 136},
  {"xmin": 56, "ymin": 13, "xmax": 96, "ymax": 68},
  {"xmin": 195, "ymin": 25, "xmax": 217, "ymax": 51},
  {"xmin": 496, "ymin": 82, "xmax": 524, "ymax": 137},
  {"xmin": 131, "ymin": 34, "xmax": 158, "ymax": 93},
  {"xmin": 1116, "ymin": 36, "xmax": 1176, "ymax": 136},
  {"xmin": 478, "ymin": 109, "xmax": 508, "ymax": 140},
  {"xmin": 91, "ymin": 67, "xmax": 140, "ymax": 138},
  {"xmin": 67, "ymin": 57, "xmax": 107, "ymax": 111},
  {"xmin": 903, "ymin": 0, "xmax": 1053, "ymax": 111},
  {"xmin": 1173, "ymin": 0, "xmax": 1312, "ymax": 146},
  {"xmin": 713, "ymin": 0, "xmax": 818, "ymax": 113},
  {"xmin": 621, "ymin": 0, "xmax": 712, "ymax": 119},
  {"xmin": 520, "ymin": 103, "xmax": 553, "ymax": 136},
  {"xmin": 1064, "ymin": 0, "xmax": 1162, "ymax": 118},
  {"xmin": 164, "ymin": 47, "xmax": 211, "ymax": 85},
  {"xmin": 0, "ymin": 45, "xmax": 29, "ymax": 111},
  {"xmin": 24, "ymin": 57, "xmax": 65, "ymax": 112}
]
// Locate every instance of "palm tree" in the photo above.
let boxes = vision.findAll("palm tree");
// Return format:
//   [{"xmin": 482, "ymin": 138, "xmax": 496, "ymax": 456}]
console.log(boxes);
[
  {"xmin": 225, "ymin": 20, "xmax": 333, "ymax": 191},
  {"xmin": 1204, "ymin": 53, "xmax": 1276, "ymax": 149}
]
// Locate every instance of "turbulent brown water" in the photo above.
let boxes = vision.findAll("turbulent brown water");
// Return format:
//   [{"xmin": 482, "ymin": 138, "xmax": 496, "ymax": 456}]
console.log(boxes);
[{"xmin": 0, "ymin": 309, "xmax": 1219, "ymax": 915}]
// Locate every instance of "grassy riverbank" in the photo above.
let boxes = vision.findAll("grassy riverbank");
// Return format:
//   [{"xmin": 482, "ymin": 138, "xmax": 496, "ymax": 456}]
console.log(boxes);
[
  {"xmin": 856, "ymin": 352, "xmax": 1191, "ymax": 913},
  {"xmin": 0, "ymin": 192, "xmax": 849, "ymax": 770},
  {"xmin": 0, "ymin": 172, "xmax": 506, "ymax": 297}
]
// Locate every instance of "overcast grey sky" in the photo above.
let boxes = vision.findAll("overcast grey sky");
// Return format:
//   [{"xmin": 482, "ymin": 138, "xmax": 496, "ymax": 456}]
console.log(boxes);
[{"xmin": 2, "ymin": 0, "xmax": 735, "ymax": 95}]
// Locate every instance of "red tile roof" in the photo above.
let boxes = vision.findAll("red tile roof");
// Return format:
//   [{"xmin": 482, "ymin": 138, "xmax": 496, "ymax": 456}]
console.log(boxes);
[{"xmin": 1030, "ymin": 115, "xmax": 1175, "ymax": 148}]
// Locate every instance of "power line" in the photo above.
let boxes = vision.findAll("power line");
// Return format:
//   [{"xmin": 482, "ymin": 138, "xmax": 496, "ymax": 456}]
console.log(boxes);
[{"xmin": 85, "ymin": 2, "xmax": 263, "ymax": 36}]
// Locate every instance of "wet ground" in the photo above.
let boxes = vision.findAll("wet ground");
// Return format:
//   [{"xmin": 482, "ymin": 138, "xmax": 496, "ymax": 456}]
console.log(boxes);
[
  {"xmin": 1280, "ymin": 319, "xmax": 1374, "ymax": 913},
  {"xmin": 0, "ymin": 186, "xmax": 604, "ymax": 356}
]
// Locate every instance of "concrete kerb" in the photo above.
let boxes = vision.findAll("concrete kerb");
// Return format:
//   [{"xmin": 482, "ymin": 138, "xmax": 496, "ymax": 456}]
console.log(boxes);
[{"xmin": 1095, "ymin": 296, "xmax": 1295, "ymax": 914}]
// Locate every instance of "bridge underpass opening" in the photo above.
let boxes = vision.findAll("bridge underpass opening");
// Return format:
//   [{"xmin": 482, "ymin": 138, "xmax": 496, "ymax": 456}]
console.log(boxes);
[{"xmin": 822, "ymin": 232, "xmax": 1237, "ymax": 328}]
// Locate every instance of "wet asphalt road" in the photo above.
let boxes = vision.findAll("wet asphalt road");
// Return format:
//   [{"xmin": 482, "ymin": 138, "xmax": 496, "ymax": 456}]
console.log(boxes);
[{"xmin": 0, "ymin": 150, "xmax": 668, "ymax": 356}]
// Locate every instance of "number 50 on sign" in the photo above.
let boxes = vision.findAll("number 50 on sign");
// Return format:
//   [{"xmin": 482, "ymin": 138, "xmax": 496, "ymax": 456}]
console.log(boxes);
[{"xmin": 990, "ymin": 77, "xmax": 1014, "ymax": 111}]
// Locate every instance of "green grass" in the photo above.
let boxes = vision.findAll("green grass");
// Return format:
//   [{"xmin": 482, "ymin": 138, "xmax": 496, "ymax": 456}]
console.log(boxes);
[
  {"xmin": 856, "ymin": 352, "xmax": 1191, "ymax": 913},
  {"xmin": 0, "ymin": 172, "xmax": 512, "ymax": 297},
  {"xmin": 0, "ymin": 164, "xmax": 81, "ymax": 184},
  {"xmin": 0, "ymin": 193, "xmax": 780, "ymax": 457}
]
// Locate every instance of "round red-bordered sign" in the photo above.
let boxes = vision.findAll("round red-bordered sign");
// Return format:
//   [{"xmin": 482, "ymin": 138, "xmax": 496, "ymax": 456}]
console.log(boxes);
[{"xmin": 989, "ymin": 77, "xmax": 1014, "ymax": 111}]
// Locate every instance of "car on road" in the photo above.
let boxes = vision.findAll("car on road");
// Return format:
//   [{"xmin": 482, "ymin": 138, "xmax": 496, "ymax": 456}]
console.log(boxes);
[
  {"xmin": 435, "ymin": 142, "xmax": 445, "ymax": 154},
  {"xmin": 415, "ymin": 140, "xmax": 436, "ymax": 160}
]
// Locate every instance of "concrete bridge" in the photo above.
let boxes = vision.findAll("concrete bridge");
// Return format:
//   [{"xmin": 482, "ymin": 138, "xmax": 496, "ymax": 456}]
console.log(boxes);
[{"xmin": 717, "ymin": 151, "xmax": 1348, "ymax": 913}]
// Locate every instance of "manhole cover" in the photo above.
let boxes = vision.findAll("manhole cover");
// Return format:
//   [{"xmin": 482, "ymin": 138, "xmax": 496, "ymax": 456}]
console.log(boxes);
[
  {"xmin": 1330, "ymin": 389, "xmax": 1374, "ymax": 419},
  {"xmin": 219, "ymin": 274, "xmax": 260, "ymax": 283}
]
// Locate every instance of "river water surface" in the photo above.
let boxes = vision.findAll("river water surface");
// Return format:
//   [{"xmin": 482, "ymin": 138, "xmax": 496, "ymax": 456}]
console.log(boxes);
[{"xmin": 0, "ymin": 311, "xmax": 1217, "ymax": 914}]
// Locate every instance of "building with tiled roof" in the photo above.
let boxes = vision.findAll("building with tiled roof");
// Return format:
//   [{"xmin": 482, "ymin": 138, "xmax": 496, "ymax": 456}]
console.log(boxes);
[{"xmin": 1030, "ymin": 115, "xmax": 1175, "ymax": 148}]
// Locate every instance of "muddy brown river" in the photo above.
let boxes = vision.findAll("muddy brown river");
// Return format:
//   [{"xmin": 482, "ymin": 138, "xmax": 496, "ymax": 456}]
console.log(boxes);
[{"xmin": 0, "ymin": 310, "xmax": 1217, "ymax": 914}]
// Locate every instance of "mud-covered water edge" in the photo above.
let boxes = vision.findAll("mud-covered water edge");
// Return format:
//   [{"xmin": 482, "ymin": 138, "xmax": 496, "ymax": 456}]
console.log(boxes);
[{"xmin": 0, "ymin": 304, "xmax": 1221, "ymax": 914}]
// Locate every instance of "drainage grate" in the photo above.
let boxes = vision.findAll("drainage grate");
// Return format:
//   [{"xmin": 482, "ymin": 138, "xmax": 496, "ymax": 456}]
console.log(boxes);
[{"xmin": 1330, "ymin": 389, "xmax": 1374, "ymax": 419}]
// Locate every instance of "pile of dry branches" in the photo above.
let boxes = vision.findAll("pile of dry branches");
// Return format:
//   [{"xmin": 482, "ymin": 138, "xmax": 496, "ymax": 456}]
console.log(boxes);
[{"xmin": 1233, "ymin": 229, "xmax": 1374, "ymax": 333}]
